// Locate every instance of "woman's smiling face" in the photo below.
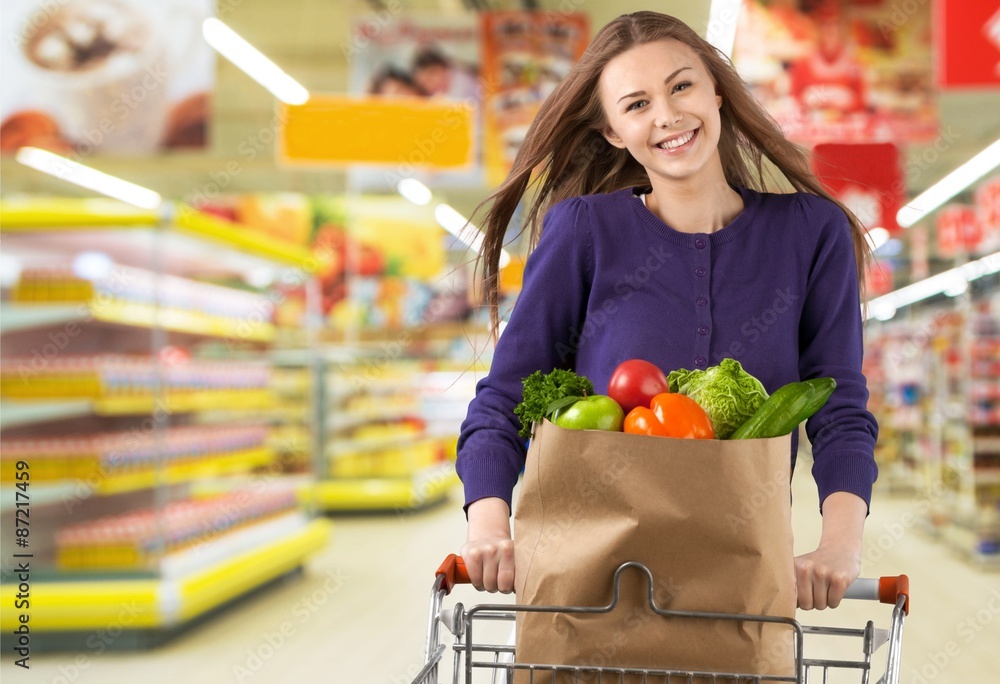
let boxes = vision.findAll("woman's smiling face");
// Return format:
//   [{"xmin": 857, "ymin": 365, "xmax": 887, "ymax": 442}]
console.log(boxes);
[{"xmin": 598, "ymin": 39, "xmax": 724, "ymax": 187}]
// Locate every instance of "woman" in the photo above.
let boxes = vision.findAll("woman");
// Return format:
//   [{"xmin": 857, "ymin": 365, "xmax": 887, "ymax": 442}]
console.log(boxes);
[{"xmin": 457, "ymin": 11, "xmax": 878, "ymax": 614}]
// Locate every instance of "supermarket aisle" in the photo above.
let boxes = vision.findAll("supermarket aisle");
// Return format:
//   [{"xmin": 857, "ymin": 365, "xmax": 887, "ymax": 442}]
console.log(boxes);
[{"xmin": 4, "ymin": 458, "xmax": 1000, "ymax": 684}]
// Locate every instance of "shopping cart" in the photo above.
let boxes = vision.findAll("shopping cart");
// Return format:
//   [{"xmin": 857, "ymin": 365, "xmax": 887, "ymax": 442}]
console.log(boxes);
[{"xmin": 412, "ymin": 554, "xmax": 909, "ymax": 684}]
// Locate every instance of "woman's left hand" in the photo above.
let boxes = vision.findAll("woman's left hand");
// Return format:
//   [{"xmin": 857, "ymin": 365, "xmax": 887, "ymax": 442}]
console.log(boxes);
[
  {"xmin": 795, "ymin": 491, "xmax": 868, "ymax": 610},
  {"xmin": 794, "ymin": 542, "xmax": 861, "ymax": 610}
]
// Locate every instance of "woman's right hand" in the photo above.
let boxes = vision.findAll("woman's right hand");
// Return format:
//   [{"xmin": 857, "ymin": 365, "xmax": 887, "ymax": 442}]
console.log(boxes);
[{"xmin": 461, "ymin": 497, "xmax": 515, "ymax": 593}]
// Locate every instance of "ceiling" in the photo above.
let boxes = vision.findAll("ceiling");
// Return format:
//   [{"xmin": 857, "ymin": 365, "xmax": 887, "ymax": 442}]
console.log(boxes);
[{"xmin": 1, "ymin": 0, "xmax": 997, "ymax": 227}]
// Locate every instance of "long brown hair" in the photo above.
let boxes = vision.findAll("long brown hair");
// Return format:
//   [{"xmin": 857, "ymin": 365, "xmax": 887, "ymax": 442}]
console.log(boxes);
[{"xmin": 474, "ymin": 11, "xmax": 872, "ymax": 338}]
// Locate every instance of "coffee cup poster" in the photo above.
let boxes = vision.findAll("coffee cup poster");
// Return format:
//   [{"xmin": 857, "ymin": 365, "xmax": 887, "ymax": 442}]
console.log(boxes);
[
  {"xmin": 1, "ymin": 0, "xmax": 216, "ymax": 156},
  {"xmin": 731, "ymin": 0, "xmax": 938, "ymax": 144}
]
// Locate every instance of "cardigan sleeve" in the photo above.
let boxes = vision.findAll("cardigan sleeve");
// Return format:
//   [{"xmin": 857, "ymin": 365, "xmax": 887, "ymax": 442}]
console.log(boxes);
[
  {"xmin": 456, "ymin": 198, "xmax": 593, "ymax": 514},
  {"xmin": 795, "ymin": 195, "xmax": 879, "ymax": 513}
]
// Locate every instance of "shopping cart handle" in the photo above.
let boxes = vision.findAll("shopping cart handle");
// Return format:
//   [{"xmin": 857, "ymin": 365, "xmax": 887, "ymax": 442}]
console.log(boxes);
[
  {"xmin": 844, "ymin": 575, "xmax": 910, "ymax": 615},
  {"xmin": 435, "ymin": 554, "xmax": 471, "ymax": 595}
]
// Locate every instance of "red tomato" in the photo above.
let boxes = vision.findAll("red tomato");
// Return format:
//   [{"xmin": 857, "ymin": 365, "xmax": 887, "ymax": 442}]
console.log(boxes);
[
  {"xmin": 650, "ymin": 393, "xmax": 715, "ymax": 439},
  {"xmin": 607, "ymin": 359, "xmax": 670, "ymax": 414}
]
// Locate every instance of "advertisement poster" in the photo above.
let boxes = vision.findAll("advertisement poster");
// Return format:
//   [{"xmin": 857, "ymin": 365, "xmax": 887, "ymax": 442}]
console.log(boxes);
[
  {"xmin": 811, "ymin": 142, "xmax": 903, "ymax": 234},
  {"xmin": 347, "ymin": 15, "xmax": 482, "ymax": 190},
  {"xmin": 937, "ymin": 0, "xmax": 1000, "ymax": 89},
  {"xmin": 732, "ymin": 0, "xmax": 937, "ymax": 145},
  {"xmin": 480, "ymin": 11, "xmax": 589, "ymax": 186},
  {"xmin": 0, "ymin": 0, "xmax": 216, "ymax": 156}
]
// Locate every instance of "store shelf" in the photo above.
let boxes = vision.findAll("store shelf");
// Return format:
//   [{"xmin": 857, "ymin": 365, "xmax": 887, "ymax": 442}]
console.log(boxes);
[
  {"xmin": 0, "ymin": 399, "xmax": 92, "ymax": 428},
  {"xmin": 1, "ymin": 302, "xmax": 275, "ymax": 341},
  {"xmin": 328, "ymin": 427, "xmax": 436, "ymax": 454},
  {"xmin": 0, "ymin": 199, "xmax": 319, "ymax": 271},
  {"xmin": 0, "ymin": 516, "xmax": 331, "ymax": 631},
  {"xmin": 328, "ymin": 406, "xmax": 419, "ymax": 432},
  {"xmin": 2, "ymin": 391, "xmax": 274, "ymax": 419},
  {"xmin": 321, "ymin": 322, "xmax": 491, "ymax": 345},
  {"xmin": 1, "ymin": 447, "xmax": 276, "ymax": 497},
  {"xmin": 306, "ymin": 463, "xmax": 458, "ymax": 512}
]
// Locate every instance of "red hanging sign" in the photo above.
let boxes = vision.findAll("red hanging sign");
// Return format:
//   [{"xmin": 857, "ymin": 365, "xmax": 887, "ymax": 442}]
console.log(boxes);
[
  {"xmin": 975, "ymin": 176, "xmax": 1000, "ymax": 253},
  {"xmin": 936, "ymin": 205, "xmax": 980, "ymax": 257},
  {"xmin": 811, "ymin": 142, "xmax": 903, "ymax": 234},
  {"xmin": 866, "ymin": 259, "xmax": 894, "ymax": 297},
  {"xmin": 937, "ymin": 0, "xmax": 1000, "ymax": 88}
]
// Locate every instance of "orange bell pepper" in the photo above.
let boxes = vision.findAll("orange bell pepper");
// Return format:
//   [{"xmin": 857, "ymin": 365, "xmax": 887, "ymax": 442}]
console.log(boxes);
[{"xmin": 623, "ymin": 392, "xmax": 715, "ymax": 439}]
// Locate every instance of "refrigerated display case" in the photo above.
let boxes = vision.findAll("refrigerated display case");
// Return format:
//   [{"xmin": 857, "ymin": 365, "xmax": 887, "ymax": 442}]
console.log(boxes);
[
  {"xmin": 0, "ymin": 198, "xmax": 331, "ymax": 647},
  {"xmin": 309, "ymin": 324, "xmax": 490, "ymax": 513}
]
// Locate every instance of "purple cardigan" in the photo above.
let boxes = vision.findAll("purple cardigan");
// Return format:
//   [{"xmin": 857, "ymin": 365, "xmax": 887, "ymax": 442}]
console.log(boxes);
[{"xmin": 457, "ymin": 186, "xmax": 878, "ymax": 514}]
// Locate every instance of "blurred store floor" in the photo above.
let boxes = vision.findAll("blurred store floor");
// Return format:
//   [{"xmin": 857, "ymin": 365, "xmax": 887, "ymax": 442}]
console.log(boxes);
[{"xmin": 3, "ymin": 453, "xmax": 999, "ymax": 684}]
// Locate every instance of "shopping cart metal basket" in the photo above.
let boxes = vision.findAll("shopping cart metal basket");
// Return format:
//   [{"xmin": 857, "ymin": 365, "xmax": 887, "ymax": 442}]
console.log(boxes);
[{"xmin": 412, "ymin": 554, "xmax": 909, "ymax": 684}]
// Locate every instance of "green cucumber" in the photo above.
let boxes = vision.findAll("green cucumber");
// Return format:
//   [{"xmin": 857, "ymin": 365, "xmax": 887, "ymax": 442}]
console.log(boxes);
[{"xmin": 729, "ymin": 377, "xmax": 837, "ymax": 440}]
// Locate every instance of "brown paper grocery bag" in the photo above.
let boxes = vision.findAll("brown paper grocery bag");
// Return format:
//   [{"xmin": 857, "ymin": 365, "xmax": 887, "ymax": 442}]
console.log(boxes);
[{"xmin": 512, "ymin": 419, "xmax": 797, "ymax": 683}]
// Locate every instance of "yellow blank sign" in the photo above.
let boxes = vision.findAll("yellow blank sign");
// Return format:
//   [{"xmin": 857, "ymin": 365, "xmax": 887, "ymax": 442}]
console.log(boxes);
[{"xmin": 279, "ymin": 95, "xmax": 474, "ymax": 168}]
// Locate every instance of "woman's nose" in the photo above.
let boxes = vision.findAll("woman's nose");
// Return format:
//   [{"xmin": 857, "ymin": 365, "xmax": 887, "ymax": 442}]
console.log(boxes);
[{"xmin": 653, "ymin": 101, "xmax": 681, "ymax": 127}]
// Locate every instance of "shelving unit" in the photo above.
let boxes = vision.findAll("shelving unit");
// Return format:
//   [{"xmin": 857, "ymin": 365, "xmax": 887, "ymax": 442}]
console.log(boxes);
[
  {"xmin": 0, "ymin": 198, "xmax": 331, "ymax": 646},
  {"xmin": 867, "ymin": 289, "xmax": 1000, "ymax": 567},
  {"xmin": 312, "ymin": 331, "xmax": 489, "ymax": 513}
]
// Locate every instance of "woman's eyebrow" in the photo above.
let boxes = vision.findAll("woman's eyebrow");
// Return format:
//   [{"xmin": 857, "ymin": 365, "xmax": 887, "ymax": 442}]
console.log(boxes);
[{"xmin": 616, "ymin": 66, "xmax": 693, "ymax": 103}]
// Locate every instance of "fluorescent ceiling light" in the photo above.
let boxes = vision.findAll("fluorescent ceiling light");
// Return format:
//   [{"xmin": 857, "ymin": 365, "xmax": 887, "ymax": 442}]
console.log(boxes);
[
  {"xmin": 434, "ymin": 203, "xmax": 511, "ymax": 269},
  {"xmin": 707, "ymin": 0, "xmax": 742, "ymax": 59},
  {"xmin": 897, "ymin": 137, "xmax": 1000, "ymax": 228},
  {"xmin": 866, "ymin": 250, "xmax": 1000, "ymax": 320},
  {"xmin": 397, "ymin": 178, "xmax": 432, "ymax": 206},
  {"xmin": 203, "ymin": 18, "xmax": 309, "ymax": 105},
  {"xmin": 16, "ymin": 147, "xmax": 162, "ymax": 209}
]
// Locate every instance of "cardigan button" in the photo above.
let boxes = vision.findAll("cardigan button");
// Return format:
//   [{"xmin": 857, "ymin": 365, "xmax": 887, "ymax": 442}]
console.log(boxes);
[
  {"xmin": 696, "ymin": 297, "xmax": 708, "ymax": 307},
  {"xmin": 694, "ymin": 267, "xmax": 707, "ymax": 277},
  {"xmin": 694, "ymin": 238, "xmax": 706, "ymax": 249},
  {"xmin": 695, "ymin": 356, "xmax": 707, "ymax": 367}
]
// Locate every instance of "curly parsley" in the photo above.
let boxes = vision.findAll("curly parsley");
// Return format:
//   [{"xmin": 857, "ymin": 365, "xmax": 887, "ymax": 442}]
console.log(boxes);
[{"xmin": 513, "ymin": 368, "xmax": 594, "ymax": 438}]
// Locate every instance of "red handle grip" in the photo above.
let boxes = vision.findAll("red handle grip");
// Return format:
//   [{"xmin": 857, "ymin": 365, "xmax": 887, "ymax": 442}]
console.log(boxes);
[
  {"xmin": 879, "ymin": 575, "xmax": 910, "ymax": 615},
  {"xmin": 435, "ymin": 554, "xmax": 471, "ymax": 595}
]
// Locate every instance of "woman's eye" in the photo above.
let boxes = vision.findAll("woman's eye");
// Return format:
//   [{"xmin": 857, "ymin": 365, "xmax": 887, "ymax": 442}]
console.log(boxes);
[
  {"xmin": 626, "ymin": 100, "xmax": 647, "ymax": 111},
  {"xmin": 673, "ymin": 82, "xmax": 692, "ymax": 93}
]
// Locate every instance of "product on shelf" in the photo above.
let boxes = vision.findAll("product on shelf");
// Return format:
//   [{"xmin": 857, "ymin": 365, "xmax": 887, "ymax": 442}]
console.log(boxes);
[
  {"xmin": 13, "ymin": 262, "xmax": 275, "ymax": 324},
  {"xmin": 866, "ymin": 294, "xmax": 1000, "ymax": 565},
  {"xmin": 0, "ymin": 197, "xmax": 325, "ymax": 637},
  {"xmin": 55, "ymin": 487, "xmax": 299, "ymax": 570},
  {"xmin": 0, "ymin": 355, "xmax": 271, "ymax": 399},
  {"xmin": 0, "ymin": 424, "xmax": 270, "ymax": 484}
]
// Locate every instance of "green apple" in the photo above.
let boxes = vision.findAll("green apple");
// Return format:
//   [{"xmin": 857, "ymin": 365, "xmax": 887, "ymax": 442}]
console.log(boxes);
[{"xmin": 551, "ymin": 395, "xmax": 625, "ymax": 431}]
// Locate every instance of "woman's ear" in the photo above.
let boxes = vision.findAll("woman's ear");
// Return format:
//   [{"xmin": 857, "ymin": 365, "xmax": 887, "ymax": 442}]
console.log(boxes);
[
  {"xmin": 602, "ymin": 126, "xmax": 627, "ymax": 149},
  {"xmin": 716, "ymin": 94, "xmax": 723, "ymax": 109}
]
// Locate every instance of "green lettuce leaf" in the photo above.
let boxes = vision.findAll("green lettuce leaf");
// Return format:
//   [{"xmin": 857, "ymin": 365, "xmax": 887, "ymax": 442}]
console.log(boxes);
[{"xmin": 667, "ymin": 358, "xmax": 768, "ymax": 439}]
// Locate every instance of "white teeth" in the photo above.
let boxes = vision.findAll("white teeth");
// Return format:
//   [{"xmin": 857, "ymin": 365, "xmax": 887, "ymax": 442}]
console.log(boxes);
[{"xmin": 658, "ymin": 130, "xmax": 695, "ymax": 149}]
